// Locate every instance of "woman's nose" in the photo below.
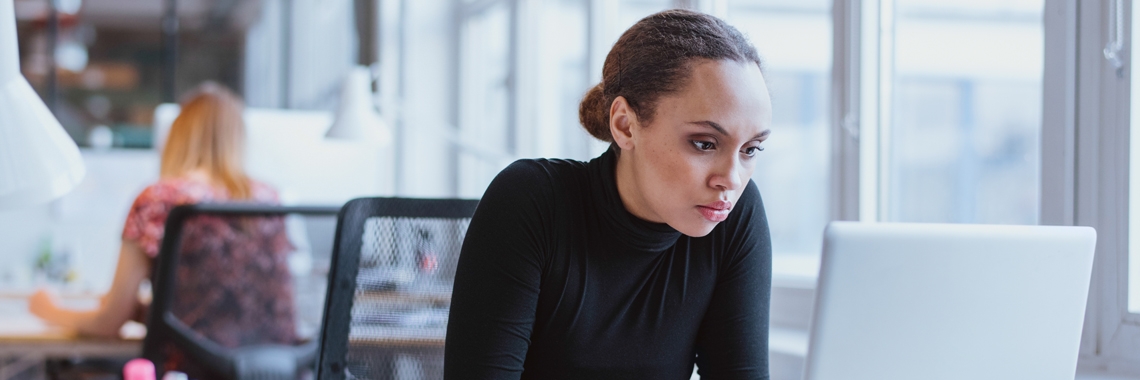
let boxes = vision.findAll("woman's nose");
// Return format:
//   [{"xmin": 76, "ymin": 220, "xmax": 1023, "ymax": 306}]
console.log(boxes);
[{"xmin": 709, "ymin": 157, "xmax": 744, "ymax": 191}]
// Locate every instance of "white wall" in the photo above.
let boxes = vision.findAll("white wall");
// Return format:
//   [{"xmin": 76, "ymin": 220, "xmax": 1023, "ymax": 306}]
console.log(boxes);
[
  {"xmin": 0, "ymin": 150, "xmax": 158, "ymax": 293},
  {"xmin": 0, "ymin": 104, "xmax": 393, "ymax": 294}
]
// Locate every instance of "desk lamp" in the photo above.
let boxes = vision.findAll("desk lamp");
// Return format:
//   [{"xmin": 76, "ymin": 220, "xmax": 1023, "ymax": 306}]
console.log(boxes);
[
  {"xmin": 324, "ymin": 65, "xmax": 392, "ymax": 145},
  {"xmin": 0, "ymin": 0, "xmax": 85, "ymax": 209}
]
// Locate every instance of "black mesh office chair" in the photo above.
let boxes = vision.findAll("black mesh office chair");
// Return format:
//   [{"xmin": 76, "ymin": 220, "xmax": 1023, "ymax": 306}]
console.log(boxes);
[
  {"xmin": 143, "ymin": 204, "xmax": 341, "ymax": 380},
  {"xmin": 316, "ymin": 198, "xmax": 479, "ymax": 380}
]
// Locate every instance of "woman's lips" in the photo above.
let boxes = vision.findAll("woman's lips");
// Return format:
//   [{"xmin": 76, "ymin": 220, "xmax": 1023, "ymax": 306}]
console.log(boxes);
[{"xmin": 697, "ymin": 200, "xmax": 732, "ymax": 222}]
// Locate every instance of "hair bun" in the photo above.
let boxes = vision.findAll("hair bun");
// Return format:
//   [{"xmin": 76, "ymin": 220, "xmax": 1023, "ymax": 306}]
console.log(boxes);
[{"xmin": 578, "ymin": 83, "xmax": 612, "ymax": 142}]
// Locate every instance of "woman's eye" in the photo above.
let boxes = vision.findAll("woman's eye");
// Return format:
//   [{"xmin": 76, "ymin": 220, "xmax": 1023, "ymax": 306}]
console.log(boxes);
[
  {"xmin": 692, "ymin": 141, "xmax": 715, "ymax": 151},
  {"xmin": 743, "ymin": 146, "xmax": 765, "ymax": 156}
]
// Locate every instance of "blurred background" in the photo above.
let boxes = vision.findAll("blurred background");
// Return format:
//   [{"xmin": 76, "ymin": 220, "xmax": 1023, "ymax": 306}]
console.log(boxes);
[
  {"xmin": 0, "ymin": 0, "xmax": 1079, "ymax": 378},
  {"xmin": 0, "ymin": 0, "xmax": 1044, "ymax": 292}
]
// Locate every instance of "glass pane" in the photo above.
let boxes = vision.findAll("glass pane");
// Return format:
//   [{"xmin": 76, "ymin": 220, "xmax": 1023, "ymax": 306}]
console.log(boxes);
[
  {"xmin": 1129, "ymin": 0, "xmax": 1140, "ymax": 313},
  {"xmin": 728, "ymin": 0, "xmax": 832, "ymax": 257},
  {"xmin": 619, "ymin": 0, "xmax": 674, "ymax": 32},
  {"xmin": 888, "ymin": 0, "xmax": 1043, "ymax": 224},
  {"xmin": 458, "ymin": 3, "xmax": 513, "ymax": 198},
  {"xmin": 534, "ymin": 0, "xmax": 592, "ymax": 160}
]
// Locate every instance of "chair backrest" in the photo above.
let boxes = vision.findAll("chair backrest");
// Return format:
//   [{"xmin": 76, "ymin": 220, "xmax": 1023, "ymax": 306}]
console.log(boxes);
[
  {"xmin": 143, "ymin": 204, "xmax": 341, "ymax": 380},
  {"xmin": 317, "ymin": 198, "xmax": 479, "ymax": 380}
]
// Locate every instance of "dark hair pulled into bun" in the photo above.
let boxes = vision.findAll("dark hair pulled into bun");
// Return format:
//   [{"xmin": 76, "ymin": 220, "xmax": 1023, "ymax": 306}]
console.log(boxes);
[
  {"xmin": 577, "ymin": 9, "xmax": 762, "ymax": 143},
  {"xmin": 578, "ymin": 82, "xmax": 611, "ymax": 141}
]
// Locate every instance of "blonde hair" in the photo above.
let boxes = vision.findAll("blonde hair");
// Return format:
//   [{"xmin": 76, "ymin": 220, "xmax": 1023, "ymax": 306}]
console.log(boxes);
[{"xmin": 160, "ymin": 82, "xmax": 253, "ymax": 199}]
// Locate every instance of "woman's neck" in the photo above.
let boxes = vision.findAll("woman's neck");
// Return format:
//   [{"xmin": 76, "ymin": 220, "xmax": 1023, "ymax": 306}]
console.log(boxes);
[
  {"xmin": 614, "ymin": 151, "xmax": 665, "ymax": 223},
  {"xmin": 182, "ymin": 168, "xmax": 212, "ymax": 183},
  {"xmin": 166, "ymin": 168, "xmax": 223, "ymax": 190}
]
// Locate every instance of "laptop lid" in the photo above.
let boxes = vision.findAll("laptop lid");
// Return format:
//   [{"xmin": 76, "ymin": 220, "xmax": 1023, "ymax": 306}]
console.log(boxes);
[{"xmin": 804, "ymin": 222, "xmax": 1096, "ymax": 380}]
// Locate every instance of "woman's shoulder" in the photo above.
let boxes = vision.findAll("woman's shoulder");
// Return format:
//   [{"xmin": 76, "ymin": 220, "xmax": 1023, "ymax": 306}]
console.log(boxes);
[
  {"xmin": 494, "ymin": 158, "xmax": 589, "ymax": 198},
  {"xmin": 138, "ymin": 177, "xmax": 278, "ymax": 204},
  {"xmin": 736, "ymin": 180, "xmax": 763, "ymax": 213},
  {"xmin": 706, "ymin": 181, "xmax": 766, "ymax": 241},
  {"xmin": 136, "ymin": 178, "xmax": 210, "ymax": 205},
  {"xmin": 494, "ymin": 158, "xmax": 588, "ymax": 187},
  {"xmin": 247, "ymin": 179, "xmax": 281, "ymax": 203},
  {"xmin": 727, "ymin": 180, "xmax": 766, "ymax": 229},
  {"xmin": 479, "ymin": 158, "xmax": 589, "ymax": 215}
]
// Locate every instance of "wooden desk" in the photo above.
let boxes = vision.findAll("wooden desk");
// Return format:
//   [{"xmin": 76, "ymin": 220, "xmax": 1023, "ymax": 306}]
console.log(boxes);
[
  {"xmin": 341, "ymin": 288, "xmax": 449, "ymax": 379},
  {"xmin": 0, "ymin": 295, "xmax": 142, "ymax": 380},
  {"xmin": 347, "ymin": 287, "xmax": 450, "ymax": 348},
  {"xmin": 349, "ymin": 325, "xmax": 446, "ymax": 348},
  {"xmin": 344, "ymin": 325, "xmax": 446, "ymax": 379}
]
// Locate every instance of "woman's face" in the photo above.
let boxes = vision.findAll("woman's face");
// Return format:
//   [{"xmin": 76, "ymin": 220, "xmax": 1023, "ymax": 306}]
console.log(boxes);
[{"xmin": 611, "ymin": 59, "xmax": 772, "ymax": 237}]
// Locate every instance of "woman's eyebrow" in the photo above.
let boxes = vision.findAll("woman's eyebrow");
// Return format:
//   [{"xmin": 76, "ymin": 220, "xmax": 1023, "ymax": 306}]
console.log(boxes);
[
  {"xmin": 689, "ymin": 121, "xmax": 728, "ymax": 136},
  {"xmin": 689, "ymin": 121, "xmax": 771, "ymax": 140}
]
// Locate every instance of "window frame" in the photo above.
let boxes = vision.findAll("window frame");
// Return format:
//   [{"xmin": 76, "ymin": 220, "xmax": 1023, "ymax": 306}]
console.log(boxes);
[
  {"xmin": 831, "ymin": 0, "xmax": 886, "ymax": 223},
  {"xmin": 1051, "ymin": 0, "xmax": 1140, "ymax": 375},
  {"xmin": 838, "ymin": 0, "xmax": 1140, "ymax": 374},
  {"xmin": 456, "ymin": 0, "xmax": 519, "ymax": 197}
]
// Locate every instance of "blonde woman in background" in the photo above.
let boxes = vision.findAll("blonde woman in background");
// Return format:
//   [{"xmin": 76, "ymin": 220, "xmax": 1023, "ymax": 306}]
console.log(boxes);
[{"xmin": 29, "ymin": 83, "xmax": 296, "ymax": 355}]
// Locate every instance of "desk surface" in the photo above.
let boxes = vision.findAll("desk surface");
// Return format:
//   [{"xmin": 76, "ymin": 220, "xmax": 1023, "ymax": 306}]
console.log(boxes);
[
  {"xmin": 350, "ymin": 325, "xmax": 446, "ymax": 348},
  {"xmin": 0, "ymin": 291, "xmax": 452, "ymax": 355},
  {"xmin": 0, "ymin": 296, "xmax": 142, "ymax": 358}
]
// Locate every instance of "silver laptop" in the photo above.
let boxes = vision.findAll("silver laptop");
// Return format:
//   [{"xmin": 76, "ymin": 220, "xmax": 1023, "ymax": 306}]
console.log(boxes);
[{"xmin": 804, "ymin": 222, "xmax": 1096, "ymax": 380}]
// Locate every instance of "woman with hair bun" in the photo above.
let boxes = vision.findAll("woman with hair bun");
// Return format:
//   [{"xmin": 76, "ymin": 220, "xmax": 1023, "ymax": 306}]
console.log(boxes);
[{"xmin": 446, "ymin": 9, "xmax": 772, "ymax": 379}]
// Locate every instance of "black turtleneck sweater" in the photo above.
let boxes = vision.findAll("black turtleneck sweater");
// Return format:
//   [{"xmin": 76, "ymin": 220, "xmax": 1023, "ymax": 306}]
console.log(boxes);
[{"xmin": 445, "ymin": 148, "xmax": 772, "ymax": 380}]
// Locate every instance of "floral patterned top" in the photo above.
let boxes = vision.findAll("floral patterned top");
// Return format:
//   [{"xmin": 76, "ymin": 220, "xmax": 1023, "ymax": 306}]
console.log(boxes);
[
  {"xmin": 122, "ymin": 177, "xmax": 298, "ymax": 376},
  {"xmin": 123, "ymin": 178, "xmax": 282, "ymax": 259}
]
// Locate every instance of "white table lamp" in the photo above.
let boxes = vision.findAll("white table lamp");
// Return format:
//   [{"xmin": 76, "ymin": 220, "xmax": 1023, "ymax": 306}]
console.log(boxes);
[
  {"xmin": 0, "ymin": 0, "xmax": 85, "ymax": 209},
  {"xmin": 325, "ymin": 66, "xmax": 392, "ymax": 145}
]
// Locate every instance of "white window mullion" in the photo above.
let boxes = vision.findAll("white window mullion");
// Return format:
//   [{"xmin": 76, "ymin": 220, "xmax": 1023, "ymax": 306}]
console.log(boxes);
[
  {"xmin": 1041, "ymin": 0, "xmax": 1086, "ymax": 358},
  {"xmin": 864, "ymin": 0, "xmax": 891, "ymax": 222},
  {"xmin": 1040, "ymin": 1, "xmax": 1079, "ymax": 228},
  {"xmin": 831, "ymin": 0, "xmax": 863, "ymax": 222},
  {"xmin": 586, "ymin": 0, "xmax": 620, "ymax": 156},
  {"xmin": 831, "ymin": 0, "xmax": 887, "ymax": 223},
  {"xmin": 1130, "ymin": 0, "xmax": 1140, "ymax": 319},
  {"xmin": 512, "ymin": 0, "xmax": 537, "ymax": 159},
  {"xmin": 375, "ymin": 0, "xmax": 402, "ymax": 197},
  {"xmin": 586, "ymin": 0, "xmax": 618, "ymax": 83}
]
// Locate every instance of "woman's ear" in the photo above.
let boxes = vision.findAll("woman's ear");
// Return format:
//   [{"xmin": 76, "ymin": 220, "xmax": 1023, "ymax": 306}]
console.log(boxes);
[{"xmin": 609, "ymin": 96, "xmax": 637, "ymax": 151}]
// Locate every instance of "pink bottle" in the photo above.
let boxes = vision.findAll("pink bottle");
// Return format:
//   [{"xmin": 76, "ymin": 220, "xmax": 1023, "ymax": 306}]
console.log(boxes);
[{"xmin": 123, "ymin": 358, "xmax": 156, "ymax": 380}]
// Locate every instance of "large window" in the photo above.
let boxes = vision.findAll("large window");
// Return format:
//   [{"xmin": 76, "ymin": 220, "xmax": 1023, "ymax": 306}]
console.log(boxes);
[
  {"xmin": 531, "ymin": 0, "xmax": 591, "ymax": 161},
  {"xmin": 728, "ymin": 0, "xmax": 832, "ymax": 257},
  {"xmin": 887, "ymin": 0, "xmax": 1043, "ymax": 224},
  {"xmin": 458, "ymin": 2, "xmax": 513, "ymax": 198},
  {"xmin": 619, "ymin": 0, "xmax": 674, "ymax": 31}
]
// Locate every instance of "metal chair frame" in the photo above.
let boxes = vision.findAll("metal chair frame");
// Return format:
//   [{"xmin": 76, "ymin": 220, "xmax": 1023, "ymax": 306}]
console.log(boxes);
[
  {"xmin": 316, "ymin": 197, "xmax": 479, "ymax": 380},
  {"xmin": 144, "ymin": 203, "xmax": 341, "ymax": 380}
]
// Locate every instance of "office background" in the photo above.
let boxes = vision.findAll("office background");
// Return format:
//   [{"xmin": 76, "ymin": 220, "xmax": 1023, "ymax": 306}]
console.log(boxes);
[{"xmin": 1, "ymin": 0, "xmax": 1137, "ymax": 378}]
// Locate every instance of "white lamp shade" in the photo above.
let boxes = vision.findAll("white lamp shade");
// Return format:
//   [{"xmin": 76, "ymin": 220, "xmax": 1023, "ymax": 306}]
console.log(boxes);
[
  {"xmin": 325, "ymin": 66, "xmax": 392, "ymax": 145},
  {"xmin": 0, "ymin": 0, "xmax": 85, "ymax": 209}
]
